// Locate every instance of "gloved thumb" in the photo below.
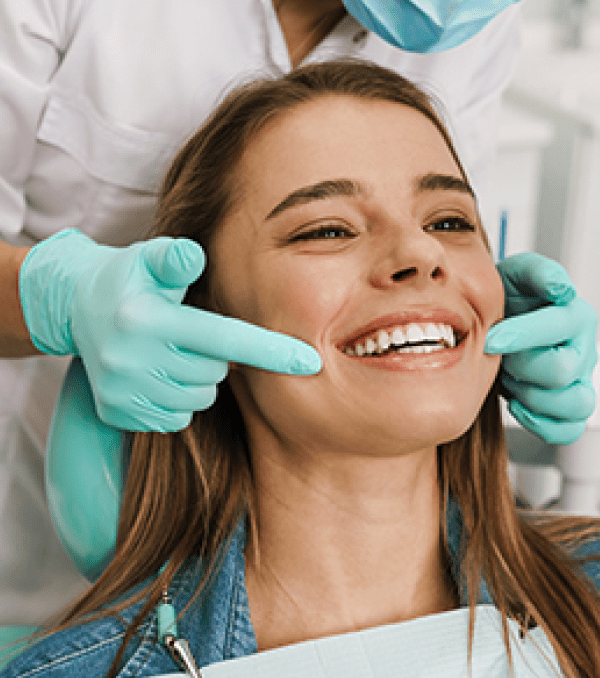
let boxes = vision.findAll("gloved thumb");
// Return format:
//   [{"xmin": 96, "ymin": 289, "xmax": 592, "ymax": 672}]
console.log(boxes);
[{"xmin": 141, "ymin": 237, "xmax": 206, "ymax": 289}]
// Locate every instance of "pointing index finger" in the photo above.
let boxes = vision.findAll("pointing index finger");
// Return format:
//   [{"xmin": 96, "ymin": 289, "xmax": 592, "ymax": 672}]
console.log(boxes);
[
  {"xmin": 485, "ymin": 298, "xmax": 589, "ymax": 354},
  {"xmin": 166, "ymin": 305, "xmax": 322, "ymax": 375}
]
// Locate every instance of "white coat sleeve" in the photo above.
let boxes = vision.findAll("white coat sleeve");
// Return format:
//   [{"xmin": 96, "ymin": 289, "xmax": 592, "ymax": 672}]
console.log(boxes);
[
  {"xmin": 0, "ymin": 0, "xmax": 88, "ymax": 239},
  {"xmin": 446, "ymin": 4, "xmax": 522, "ymax": 218}
]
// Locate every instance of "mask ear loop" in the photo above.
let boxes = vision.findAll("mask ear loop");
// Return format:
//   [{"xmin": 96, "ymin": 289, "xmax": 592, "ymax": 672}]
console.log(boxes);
[{"xmin": 157, "ymin": 562, "xmax": 203, "ymax": 677}]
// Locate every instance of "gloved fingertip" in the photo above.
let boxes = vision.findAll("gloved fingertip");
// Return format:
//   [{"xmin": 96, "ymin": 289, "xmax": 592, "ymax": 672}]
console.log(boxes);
[
  {"xmin": 142, "ymin": 413, "xmax": 192, "ymax": 433},
  {"xmin": 288, "ymin": 345, "xmax": 323, "ymax": 375},
  {"xmin": 556, "ymin": 421, "xmax": 587, "ymax": 446},
  {"xmin": 160, "ymin": 240, "xmax": 205, "ymax": 287},
  {"xmin": 507, "ymin": 399, "xmax": 544, "ymax": 438},
  {"xmin": 484, "ymin": 325, "xmax": 514, "ymax": 353},
  {"xmin": 536, "ymin": 257, "xmax": 576, "ymax": 304},
  {"xmin": 507, "ymin": 397, "xmax": 525, "ymax": 419},
  {"xmin": 579, "ymin": 383, "xmax": 597, "ymax": 420},
  {"xmin": 508, "ymin": 399, "xmax": 587, "ymax": 445},
  {"xmin": 172, "ymin": 411, "xmax": 195, "ymax": 431},
  {"xmin": 508, "ymin": 399, "xmax": 545, "ymax": 433},
  {"xmin": 484, "ymin": 337, "xmax": 502, "ymax": 354},
  {"xmin": 144, "ymin": 238, "xmax": 205, "ymax": 287},
  {"xmin": 545, "ymin": 282, "xmax": 576, "ymax": 306},
  {"xmin": 168, "ymin": 239, "xmax": 206, "ymax": 275}
]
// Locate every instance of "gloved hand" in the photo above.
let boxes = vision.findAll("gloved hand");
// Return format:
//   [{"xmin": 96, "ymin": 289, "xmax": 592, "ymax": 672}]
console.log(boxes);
[
  {"xmin": 485, "ymin": 253, "xmax": 598, "ymax": 445},
  {"xmin": 19, "ymin": 229, "xmax": 322, "ymax": 432}
]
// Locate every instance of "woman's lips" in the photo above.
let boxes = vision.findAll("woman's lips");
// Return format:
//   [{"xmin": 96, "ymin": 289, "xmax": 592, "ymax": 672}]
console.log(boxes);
[
  {"xmin": 337, "ymin": 311, "xmax": 468, "ymax": 351},
  {"xmin": 334, "ymin": 309, "xmax": 469, "ymax": 372}
]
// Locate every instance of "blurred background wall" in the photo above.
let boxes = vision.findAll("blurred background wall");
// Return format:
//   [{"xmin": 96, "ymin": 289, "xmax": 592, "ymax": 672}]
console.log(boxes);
[
  {"xmin": 525, "ymin": 0, "xmax": 600, "ymax": 19},
  {"xmin": 493, "ymin": 0, "xmax": 600, "ymax": 515}
]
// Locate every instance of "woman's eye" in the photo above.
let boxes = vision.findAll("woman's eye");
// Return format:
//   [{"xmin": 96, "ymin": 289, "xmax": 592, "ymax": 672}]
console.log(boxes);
[
  {"xmin": 424, "ymin": 217, "xmax": 476, "ymax": 233},
  {"xmin": 290, "ymin": 225, "xmax": 355, "ymax": 242}
]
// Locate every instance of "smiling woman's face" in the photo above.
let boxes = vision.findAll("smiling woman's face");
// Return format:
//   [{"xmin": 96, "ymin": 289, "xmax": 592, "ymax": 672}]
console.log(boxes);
[{"xmin": 208, "ymin": 95, "xmax": 504, "ymax": 457}]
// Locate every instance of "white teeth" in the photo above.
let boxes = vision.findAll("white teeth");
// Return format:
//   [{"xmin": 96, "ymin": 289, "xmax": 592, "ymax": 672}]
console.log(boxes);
[
  {"xmin": 395, "ymin": 344, "xmax": 443, "ymax": 354},
  {"xmin": 391, "ymin": 327, "xmax": 406, "ymax": 345},
  {"xmin": 344, "ymin": 322, "xmax": 458, "ymax": 357},
  {"xmin": 406, "ymin": 324, "xmax": 425, "ymax": 344},
  {"xmin": 424, "ymin": 324, "xmax": 439, "ymax": 341},
  {"xmin": 442, "ymin": 325, "xmax": 456, "ymax": 348},
  {"xmin": 377, "ymin": 330, "xmax": 390, "ymax": 352},
  {"xmin": 365, "ymin": 337, "xmax": 377, "ymax": 354}
]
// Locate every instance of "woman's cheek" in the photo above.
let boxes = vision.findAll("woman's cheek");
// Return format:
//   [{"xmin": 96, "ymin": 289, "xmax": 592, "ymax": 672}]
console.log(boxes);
[
  {"xmin": 254, "ymin": 258, "xmax": 357, "ymax": 344},
  {"xmin": 469, "ymin": 254, "xmax": 505, "ymax": 387},
  {"xmin": 482, "ymin": 264, "xmax": 505, "ymax": 328},
  {"xmin": 459, "ymin": 250, "xmax": 505, "ymax": 331}
]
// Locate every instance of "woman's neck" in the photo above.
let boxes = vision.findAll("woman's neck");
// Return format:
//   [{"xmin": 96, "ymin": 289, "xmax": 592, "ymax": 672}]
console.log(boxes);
[
  {"xmin": 273, "ymin": 0, "xmax": 347, "ymax": 67},
  {"xmin": 245, "ymin": 444, "xmax": 459, "ymax": 651}
]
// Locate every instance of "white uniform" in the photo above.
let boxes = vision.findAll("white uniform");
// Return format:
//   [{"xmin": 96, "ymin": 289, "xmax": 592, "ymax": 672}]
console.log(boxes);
[{"xmin": 0, "ymin": 0, "xmax": 521, "ymax": 624}]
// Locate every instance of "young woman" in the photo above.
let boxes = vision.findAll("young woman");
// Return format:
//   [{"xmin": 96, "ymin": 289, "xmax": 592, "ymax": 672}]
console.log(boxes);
[
  {"xmin": 2, "ymin": 0, "xmax": 596, "ymax": 635},
  {"xmin": 3, "ymin": 60, "xmax": 600, "ymax": 678}
]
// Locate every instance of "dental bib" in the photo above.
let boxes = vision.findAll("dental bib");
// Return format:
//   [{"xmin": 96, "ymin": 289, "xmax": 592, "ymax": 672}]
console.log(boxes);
[
  {"xmin": 341, "ymin": 0, "xmax": 521, "ymax": 53},
  {"xmin": 154, "ymin": 605, "xmax": 563, "ymax": 677}
]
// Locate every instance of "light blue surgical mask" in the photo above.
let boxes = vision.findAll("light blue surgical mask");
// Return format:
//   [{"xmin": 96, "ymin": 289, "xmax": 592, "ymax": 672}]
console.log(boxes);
[
  {"xmin": 341, "ymin": 0, "xmax": 522, "ymax": 53},
  {"xmin": 155, "ymin": 605, "xmax": 562, "ymax": 678}
]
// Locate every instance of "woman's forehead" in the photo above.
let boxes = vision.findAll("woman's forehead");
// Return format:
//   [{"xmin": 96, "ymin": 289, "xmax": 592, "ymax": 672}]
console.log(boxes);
[
  {"xmin": 246, "ymin": 94, "xmax": 441, "ymax": 149},
  {"xmin": 236, "ymin": 95, "xmax": 463, "ymax": 213}
]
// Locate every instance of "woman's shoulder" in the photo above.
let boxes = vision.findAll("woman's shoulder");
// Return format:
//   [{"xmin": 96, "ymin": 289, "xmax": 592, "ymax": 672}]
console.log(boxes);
[
  {"xmin": 529, "ymin": 511, "xmax": 600, "ymax": 593},
  {"xmin": 0, "ymin": 605, "xmax": 183, "ymax": 678},
  {"xmin": 0, "ymin": 561, "xmax": 199, "ymax": 678},
  {"xmin": 2, "ymin": 615, "xmax": 135, "ymax": 677},
  {"xmin": 2, "ymin": 523, "xmax": 250, "ymax": 676}
]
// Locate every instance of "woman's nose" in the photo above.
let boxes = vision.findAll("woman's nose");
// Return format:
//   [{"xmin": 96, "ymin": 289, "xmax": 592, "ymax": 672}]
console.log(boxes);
[{"xmin": 369, "ymin": 228, "xmax": 447, "ymax": 290}]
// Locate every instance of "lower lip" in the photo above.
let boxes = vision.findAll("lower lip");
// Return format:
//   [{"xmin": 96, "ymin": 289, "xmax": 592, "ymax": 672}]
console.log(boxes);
[{"xmin": 342, "ymin": 342, "xmax": 465, "ymax": 372}]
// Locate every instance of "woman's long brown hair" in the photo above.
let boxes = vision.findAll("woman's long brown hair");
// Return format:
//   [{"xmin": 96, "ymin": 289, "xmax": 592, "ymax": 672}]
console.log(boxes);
[{"xmin": 43, "ymin": 61, "xmax": 600, "ymax": 677}]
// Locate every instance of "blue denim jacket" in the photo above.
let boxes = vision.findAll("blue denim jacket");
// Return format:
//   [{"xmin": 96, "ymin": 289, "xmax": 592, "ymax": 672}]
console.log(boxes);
[{"xmin": 3, "ymin": 500, "xmax": 600, "ymax": 677}]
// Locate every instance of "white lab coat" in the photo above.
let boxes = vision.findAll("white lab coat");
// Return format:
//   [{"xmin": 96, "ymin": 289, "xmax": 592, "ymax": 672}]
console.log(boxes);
[{"xmin": 0, "ymin": 0, "xmax": 521, "ymax": 624}]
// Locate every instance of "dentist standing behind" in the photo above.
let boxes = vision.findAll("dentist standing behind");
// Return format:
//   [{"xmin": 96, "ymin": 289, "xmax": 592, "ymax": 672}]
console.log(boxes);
[{"xmin": 0, "ymin": 0, "xmax": 596, "ymax": 631}]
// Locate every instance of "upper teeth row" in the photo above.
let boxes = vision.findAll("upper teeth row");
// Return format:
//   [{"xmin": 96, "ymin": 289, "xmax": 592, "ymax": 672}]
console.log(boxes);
[{"xmin": 343, "ymin": 323, "xmax": 456, "ymax": 356}]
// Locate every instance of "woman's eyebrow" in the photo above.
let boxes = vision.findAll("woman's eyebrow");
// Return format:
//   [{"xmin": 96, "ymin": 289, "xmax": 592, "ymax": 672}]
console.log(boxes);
[
  {"xmin": 265, "ymin": 173, "xmax": 473, "ymax": 221},
  {"xmin": 265, "ymin": 179, "xmax": 365, "ymax": 220},
  {"xmin": 415, "ymin": 172, "xmax": 474, "ymax": 198}
]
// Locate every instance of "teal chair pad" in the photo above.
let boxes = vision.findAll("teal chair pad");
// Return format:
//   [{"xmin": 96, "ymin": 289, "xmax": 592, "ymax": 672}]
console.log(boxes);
[{"xmin": 0, "ymin": 626, "xmax": 37, "ymax": 669}]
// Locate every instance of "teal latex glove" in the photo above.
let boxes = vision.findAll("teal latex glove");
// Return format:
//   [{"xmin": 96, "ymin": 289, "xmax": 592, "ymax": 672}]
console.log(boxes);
[
  {"xmin": 19, "ymin": 229, "xmax": 322, "ymax": 432},
  {"xmin": 486, "ymin": 253, "xmax": 598, "ymax": 445}
]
